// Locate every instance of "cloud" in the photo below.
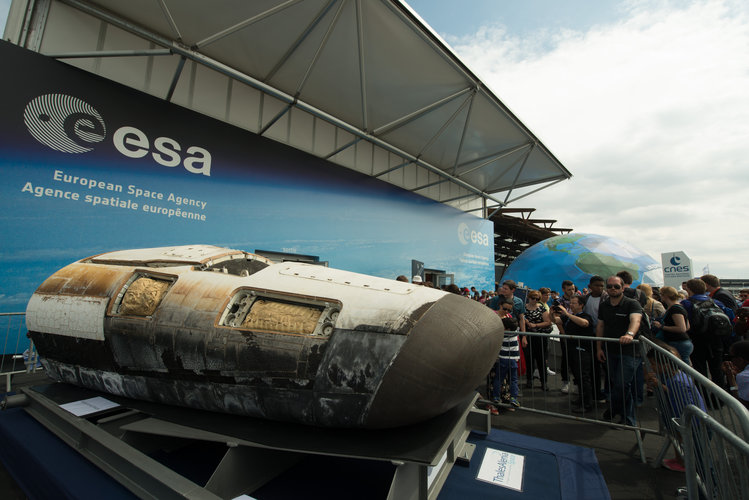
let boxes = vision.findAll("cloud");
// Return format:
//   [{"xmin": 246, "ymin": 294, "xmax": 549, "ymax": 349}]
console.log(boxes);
[{"xmin": 447, "ymin": 0, "xmax": 749, "ymax": 277}]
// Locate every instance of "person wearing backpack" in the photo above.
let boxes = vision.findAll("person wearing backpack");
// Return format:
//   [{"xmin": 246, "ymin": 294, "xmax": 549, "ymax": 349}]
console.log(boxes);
[
  {"xmin": 701, "ymin": 274, "xmax": 739, "ymax": 314},
  {"xmin": 682, "ymin": 278, "xmax": 734, "ymax": 392}
]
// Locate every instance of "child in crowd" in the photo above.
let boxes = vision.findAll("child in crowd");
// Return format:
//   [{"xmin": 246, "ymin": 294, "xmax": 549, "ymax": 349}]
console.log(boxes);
[{"xmin": 492, "ymin": 316, "xmax": 521, "ymax": 409}]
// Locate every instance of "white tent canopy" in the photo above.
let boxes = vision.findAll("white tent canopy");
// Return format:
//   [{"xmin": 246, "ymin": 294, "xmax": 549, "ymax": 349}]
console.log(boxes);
[{"xmin": 6, "ymin": 0, "xmax": 571, "ymax": 214}]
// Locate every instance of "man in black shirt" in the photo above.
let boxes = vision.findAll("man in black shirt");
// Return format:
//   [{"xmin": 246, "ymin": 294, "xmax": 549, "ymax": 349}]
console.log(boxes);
[{"xmin": 596, "ymin": 276, "xmax": 643, "ymax": 426}]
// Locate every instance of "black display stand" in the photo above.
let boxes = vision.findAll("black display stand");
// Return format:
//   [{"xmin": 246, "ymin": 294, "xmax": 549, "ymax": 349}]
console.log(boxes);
[{"xmin": 18, "ymin": 383, "xmax": 490, "ymax": 499}]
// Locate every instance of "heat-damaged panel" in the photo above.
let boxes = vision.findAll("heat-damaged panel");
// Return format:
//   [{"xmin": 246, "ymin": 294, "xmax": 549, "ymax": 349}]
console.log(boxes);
[
  {"xmin": 220, "ymin": 289, "xmax": 340, "ymax": 336},
  {"xmin": 112, "ymin": 273, "xmax": 175, "ymax": 317}
]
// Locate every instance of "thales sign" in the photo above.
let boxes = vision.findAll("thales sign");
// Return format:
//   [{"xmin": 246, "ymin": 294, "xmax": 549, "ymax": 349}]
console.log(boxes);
[{"xmin": 661, "ymin": 251, "xmax": 693, "ymax": 288}]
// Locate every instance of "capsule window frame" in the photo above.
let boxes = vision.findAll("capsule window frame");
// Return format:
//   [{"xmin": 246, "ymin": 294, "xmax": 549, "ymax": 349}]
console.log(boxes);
[
  {"xmin": 218, "ymin": 288, "xmax": 341, "ymax": 337},
  {"xmin": 109, "ymin": 270, "xmax": 177, "ymax": 318}
]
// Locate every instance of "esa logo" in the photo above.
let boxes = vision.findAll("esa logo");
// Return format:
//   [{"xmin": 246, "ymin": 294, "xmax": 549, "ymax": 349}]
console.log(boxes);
[
  {"xmin": 23, "ymin": 94, "xmax": 211, "ymax": 176},
  {"xmin": 458, "ymin": 222, "xmax": 491, "ymax": 246}
]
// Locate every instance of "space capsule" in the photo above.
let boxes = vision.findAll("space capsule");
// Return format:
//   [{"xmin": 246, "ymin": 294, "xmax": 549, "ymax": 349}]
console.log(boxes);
[{"xmin": 26, "ymin": 245, "xmax": 503, "ymax": 428}]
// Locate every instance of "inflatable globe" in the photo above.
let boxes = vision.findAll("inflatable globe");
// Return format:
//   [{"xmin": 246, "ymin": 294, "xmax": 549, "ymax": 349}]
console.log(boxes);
[{"xmin": 502, "ymin": 233, "xmax": 663, "ymax": 292}]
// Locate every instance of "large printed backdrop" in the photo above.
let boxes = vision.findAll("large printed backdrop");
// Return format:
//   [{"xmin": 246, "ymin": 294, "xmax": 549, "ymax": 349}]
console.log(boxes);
[{"xmin": 0, "ymin": 42, "xmax": 494, "ymax": 314}]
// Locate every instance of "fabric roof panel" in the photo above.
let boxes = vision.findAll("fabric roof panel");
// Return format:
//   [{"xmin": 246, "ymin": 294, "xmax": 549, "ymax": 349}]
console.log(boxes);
[
  {"xmin": 88, "ymin": 0, "xmax": 180, "ymax": 40},
  {"xmin": 359, "ymin": 0, "xmax": 472, "ymax": 132},
  {"xmin": 377, "ymin": 95, "xmax": 468, "ymax": 165},
  {"xmin": 199, "ymin": 1, "xmax": 337, "ymax": 90},
  {"xmin": 23, "ymin": 0, "xmax": 571, "ymax": 212}
]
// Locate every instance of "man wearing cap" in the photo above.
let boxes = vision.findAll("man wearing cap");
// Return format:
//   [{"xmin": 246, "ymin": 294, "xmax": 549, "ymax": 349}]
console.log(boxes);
[{"xmin": 412, "ymin": 275, "xmax": 423, "ymax": 285}]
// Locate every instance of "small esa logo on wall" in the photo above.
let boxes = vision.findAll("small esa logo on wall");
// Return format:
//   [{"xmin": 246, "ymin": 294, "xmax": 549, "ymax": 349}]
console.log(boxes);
[
  {"xmin": 458, "ymin": 222, "xmax": 491, "ymax": 247},
  {"xmin": 23, "ymin": 93, "xmax": 212, "ymax": 176}
]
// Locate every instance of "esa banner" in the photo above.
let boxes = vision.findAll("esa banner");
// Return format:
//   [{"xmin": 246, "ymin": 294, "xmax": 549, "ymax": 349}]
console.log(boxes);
[{"xmin": 0, "ymin": 41, "xmax": 494, "ymax": 315}]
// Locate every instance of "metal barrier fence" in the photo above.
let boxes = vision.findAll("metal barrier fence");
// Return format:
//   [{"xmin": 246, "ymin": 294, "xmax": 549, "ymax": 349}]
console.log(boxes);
[
  {"xmin": 640, "ymin": 337, "xmax": 749, "ymax": 499},
  {"xmin": 681, "ymin": 405, "xmax": 749, "ymax": 500},
  {"xmin": 489, "ymin": 331, "xmax": 749, "ymax": 495},
  {"xmin": 0, "ymin": 312, "xmax": 38, "ymax": 392},
  {"xmin": 485, "ymin": 330, "xmax": 658, "ymax": 462}
]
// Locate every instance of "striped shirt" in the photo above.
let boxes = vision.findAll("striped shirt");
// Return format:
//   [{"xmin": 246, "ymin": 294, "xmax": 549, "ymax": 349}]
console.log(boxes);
[{"xmin": 499, "ymin": 333, "xmax": 520, "ymax": 360}]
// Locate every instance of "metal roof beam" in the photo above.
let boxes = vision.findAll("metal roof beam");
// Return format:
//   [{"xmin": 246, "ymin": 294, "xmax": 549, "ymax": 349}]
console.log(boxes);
[
  {"xmin": 503, "ymin": 147, "xmax": 533, "ymax": 205},
  {"xmin": 295, "ymin": 0, "xmax": 347, "ymax": 97},
  {"xmin": 355, "ymin": 0, "xmax": 369, "ymax": 131},
  {"xmin": 504, "ymin": 177, "xmax": 567, "ymax": 205},
  {"xmin": 483, "ymin": 156, "xmax": 523, "ymax": 192},
  {"xmin": 439, "ymin": 192, "xmax": 475, "ymax": 204},
  {"xmin": 44, "ymin": 48, "xmax": 172, "ymax": 58},
  {"xmin": 58, "ymin": 0, "xmax": 510, "ymax": 211},
  {"xmin": 410, "ymin": 178, "xmax": 450, "ymax": 192},
  {"xmin": 416, "ymin": 92, "xmax": 473, "ymax": 159},
  {"xmin": 450, "ymin": 89, "xmax": 476, "ymax": 176},
  {"xmin": 194, "ymin": 0, "xmax": 304, "ymax": 49},
  {"xmin": 454, "ymin": 142, "xmax": 532, "ymax": 179},
  {"xmin": 157, "ymin": 0, "xmax": 182, "ymax": 41},
  {"xmin": 489, "ymin": 207, "xmax": 536, "ymax": 214},
  {"xmin": 372, "ymin": 87, "xmax": 473, "ymax": 137},
  {"xmin": 259, "ymin": 102, "xmax": 294, "ymax": 136},
  {"xmin": 264, "ymin": 0, "xmax": 339, "ymax": 83},
  {"xmin": 325, "ymin": 137, "xmax": 363, "ymax": 159},
  {"xmin": 374, "ymin": 159, "xmax": 413, "ymax": 178},
  {"xmin": 165, "ymin": 55, "xmax": 187, "ymax": 102}
]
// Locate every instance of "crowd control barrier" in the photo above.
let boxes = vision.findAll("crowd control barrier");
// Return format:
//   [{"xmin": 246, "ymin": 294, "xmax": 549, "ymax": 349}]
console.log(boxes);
[
  {"xmin": 680, "ymin": 405, "xmax": 749, "ymax": 500},
  {"xmin": 0, "ymin": 312, "xmax": 38, "ymax": 392},
  {"xmin": 488, "ymin": 331, "xmax": 658, "ymax": 462},
  {"xmin": 640, "ymin": 337, "xmax": 749, "ymax": 499},
  {"xmin": 490, "ymin": 331, "xmax": 749, "ymax": 478}
]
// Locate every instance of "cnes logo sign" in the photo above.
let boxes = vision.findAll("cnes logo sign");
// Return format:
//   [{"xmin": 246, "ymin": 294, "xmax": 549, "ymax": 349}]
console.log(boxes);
[
  {"xmin": 664, "ymin": 253, "xmax": 690, "ymax": 273},
  {"xmin": 23, "ymin": 94, "xmax": 211, "ymax": 176}
]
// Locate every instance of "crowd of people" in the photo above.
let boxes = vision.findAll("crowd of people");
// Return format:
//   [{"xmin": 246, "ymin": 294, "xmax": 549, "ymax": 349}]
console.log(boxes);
[
  {"xmin": 412, "ymin": 271, "xmax": 749, "ymax": 427},
  {"xmin": 404, "ymin": 270, "xmax": 749, "ymax": 475}
]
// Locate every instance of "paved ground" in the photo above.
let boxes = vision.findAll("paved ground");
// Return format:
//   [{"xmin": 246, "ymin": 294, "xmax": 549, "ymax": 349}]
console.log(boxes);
[
  {"xmin": 1, "ymin": 371, "xmax": 688, "ymax": 499},
  {"xmin": 484, "ymin": 368, "xmax": 689, "ymax": 500},
  {"xmin": 491, "ymin": 405, "xmax": 686, "ymax": 500}
]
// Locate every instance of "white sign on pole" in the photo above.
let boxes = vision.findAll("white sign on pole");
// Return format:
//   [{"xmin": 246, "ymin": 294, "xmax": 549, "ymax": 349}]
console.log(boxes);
[{"xmin": 661, "ymin": 251, "xmax": 693, "ymax": 289}]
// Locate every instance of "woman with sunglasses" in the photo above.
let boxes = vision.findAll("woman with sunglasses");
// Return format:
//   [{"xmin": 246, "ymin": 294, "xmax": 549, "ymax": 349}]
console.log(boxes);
[{"xmin": 524, "ymin": 290, "xmax": 552, "ymax": 390}]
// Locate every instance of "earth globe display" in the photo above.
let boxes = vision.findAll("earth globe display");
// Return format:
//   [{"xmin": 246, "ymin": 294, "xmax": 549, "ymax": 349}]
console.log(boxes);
[{"xmin": 502, "ymin": 233, "xmax": 663, "ymax": 292}]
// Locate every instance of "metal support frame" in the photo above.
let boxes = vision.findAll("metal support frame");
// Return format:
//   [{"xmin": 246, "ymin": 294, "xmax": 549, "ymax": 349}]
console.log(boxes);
[
  {"xmin": 18, "ymin": 384, "xmax": 489, "ymax": 500},
  {"xmin": 504, "ymin": 177, "xmax": 567, "ymax": 205},
  {"xmin": 44, "ymin": 48, "xmax": 172, "ymax": 58},
  {"xmin": 193, "ymin": 0, "xmax": 304, "ymax": 49},
  {"xmin": 55, "ymin": 0, "xmax": 524, "ymax": 212},
  {"xmin": 454, "ymin": 142, "xmax": 531, "ymax": 179},
  {"xmin": 20, "ymin": 387, "xmax": 223, "ymax": 500},
  {"xmin": 264, "ymin": 0, "xmax": 339, "ymax": 83},
  {"xmin": 373, "ymin": 87, "xmax": 473, "ymax": 137}
]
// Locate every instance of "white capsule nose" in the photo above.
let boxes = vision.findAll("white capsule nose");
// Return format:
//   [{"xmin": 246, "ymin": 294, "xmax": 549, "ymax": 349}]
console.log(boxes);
[{"xmin": 363, "ymin": 293, "xmax": 504, "ymax": 428}]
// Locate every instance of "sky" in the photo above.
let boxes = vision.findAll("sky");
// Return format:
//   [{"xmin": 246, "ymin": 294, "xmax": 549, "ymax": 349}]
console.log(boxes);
[
  {"xmin": 406, "ymin": 0, "xmax": 749, "ymax": 279},
  {"xmin": 1, "ymin": 0, "xmax": 747, "ymax": 278}
]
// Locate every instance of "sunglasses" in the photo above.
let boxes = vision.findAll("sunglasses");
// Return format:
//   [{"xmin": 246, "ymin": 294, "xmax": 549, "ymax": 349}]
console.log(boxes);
[{"xmin": 606, "ymin": 284, "xmax": 622, "ymax": 289}]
